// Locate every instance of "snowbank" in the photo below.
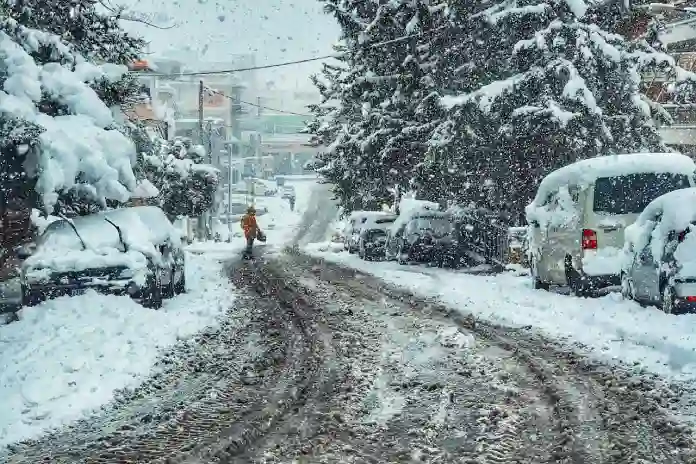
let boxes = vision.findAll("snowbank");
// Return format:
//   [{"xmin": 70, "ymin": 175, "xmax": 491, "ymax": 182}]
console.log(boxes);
[
  {"xmin": 306, "ymin": 247, "xmax": 696, "ymax": 385},
  {"xmin": 0, "ymin": 252, "xmax": 234, "ymax": 447}
]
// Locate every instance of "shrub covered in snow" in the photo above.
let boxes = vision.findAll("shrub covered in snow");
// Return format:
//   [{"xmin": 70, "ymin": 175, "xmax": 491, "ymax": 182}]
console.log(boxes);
[{"xmin": 135, "ymin": 136, "xmax": 220, "ymax": 220}]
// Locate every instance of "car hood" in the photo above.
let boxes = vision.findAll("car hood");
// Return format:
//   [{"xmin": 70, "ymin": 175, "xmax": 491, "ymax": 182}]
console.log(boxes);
[{"xmin": 23, "ymin": 248, "xmax": 149, "ymax": 278}]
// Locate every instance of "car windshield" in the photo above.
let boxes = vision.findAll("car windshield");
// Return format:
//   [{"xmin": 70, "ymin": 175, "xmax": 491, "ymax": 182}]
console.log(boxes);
[
  {"xmin": 38, "ymin": 219, "xmax": 122, "ymax": 251},
  {"xmin": 366, "ymin": 229, "xmax": 387, "ymax": 240},
  {"xmin": 594, "ymin": 173, "xmax": 691, "ymax": 214}
]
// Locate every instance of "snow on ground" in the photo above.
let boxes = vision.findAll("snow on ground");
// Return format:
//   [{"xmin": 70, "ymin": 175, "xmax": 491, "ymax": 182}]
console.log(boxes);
[
  {"xmin": 305, "ymin": 246, "xmax": 696, "ymax": 388},
  {"xmin": 0, "ymin": 252, "xmax": 232, "ymax": 447},
  {"xmin": 0, "ymin": 183, "xmax": 310, "ymax": 447}
]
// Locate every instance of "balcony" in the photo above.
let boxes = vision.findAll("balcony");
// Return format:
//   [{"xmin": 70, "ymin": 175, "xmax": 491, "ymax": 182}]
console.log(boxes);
[{"xmin": 659, "ymin": 104, "xmax": 696, "ymax": 145}]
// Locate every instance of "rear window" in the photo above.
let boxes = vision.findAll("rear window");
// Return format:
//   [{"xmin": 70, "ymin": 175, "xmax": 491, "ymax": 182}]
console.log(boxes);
[{"xmin": 593, "ymin": 173, "xmax": 691, "ymax": 214}]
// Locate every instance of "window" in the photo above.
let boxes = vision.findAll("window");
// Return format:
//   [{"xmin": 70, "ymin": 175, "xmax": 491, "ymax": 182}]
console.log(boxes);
[{"xmin": 593, "ymin": 173, "xmax": 690, "ymax": 214}]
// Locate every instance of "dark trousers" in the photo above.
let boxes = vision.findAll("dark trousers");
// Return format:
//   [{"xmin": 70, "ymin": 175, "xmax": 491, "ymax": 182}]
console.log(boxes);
[{"xmin": 245, "ymin": 234, "xmax": 255, "ymax": 255}]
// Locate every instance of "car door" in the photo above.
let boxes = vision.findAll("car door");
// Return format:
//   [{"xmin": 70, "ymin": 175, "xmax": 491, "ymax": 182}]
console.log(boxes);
[
  {"xmin": 536, "ymin": 192, "xmax": 561, "ymax": 283},
  {"xmin": 632, "ymin": 232, "xmax": 660, "ymax": 303}
]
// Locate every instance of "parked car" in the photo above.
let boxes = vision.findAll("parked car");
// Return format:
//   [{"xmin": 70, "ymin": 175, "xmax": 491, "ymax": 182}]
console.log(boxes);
[
  {"xmin": 526, "ymin": 152, "xmax": 696, "ymax": 296},
  {"xmin": 20, "ymin": 206, "xmax": 185, "ymax": 309},
  {"xmin": 393, "ymin": 212, "xmax": 459, "ymax": 266},
  {"xmin": 621, "ymin": 188, "xmax": 696, "ymax": 313},
  {"xmin": 343, "ymin": 211, "xmax": 395, "ymax": 253},
  {"xmin": 281, "ymin": 185, "xmax": 296, "ymax": 199},
  {"xmin": 358, "ymin": 215, "xmax": 396, "ymax": 260}
]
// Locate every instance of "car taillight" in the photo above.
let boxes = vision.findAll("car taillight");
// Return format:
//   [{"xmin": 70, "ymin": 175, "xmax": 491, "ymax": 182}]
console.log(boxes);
[
  {"xmin": 582, "ymin": 229, "xmax": 597, "ymax": 250},
  {"xmin": 685, "ymin": 296, "xmax": 696, "ymax": 302},
  {"xmin": 678, "ymin": 231, "xmax": 688, "ymax": 242}
]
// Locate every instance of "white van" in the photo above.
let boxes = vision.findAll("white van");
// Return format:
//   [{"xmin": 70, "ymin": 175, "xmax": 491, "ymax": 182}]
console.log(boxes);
[{"xmin": 526, "ymin": 153, "xmax": 696, "ymax": 296}]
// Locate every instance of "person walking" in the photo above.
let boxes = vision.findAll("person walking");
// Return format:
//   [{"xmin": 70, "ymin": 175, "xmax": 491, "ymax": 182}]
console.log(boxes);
[
  {"xmin": 240, "ymin": 206, "xmax": 261, "ymax": 258},
  {"xmin": 288, "ymin": 193, "xmax": 296, "ymax": 211}
]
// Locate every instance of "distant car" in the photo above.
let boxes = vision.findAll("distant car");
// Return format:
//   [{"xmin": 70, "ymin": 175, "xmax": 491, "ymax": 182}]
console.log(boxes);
[
  {"xmin": 20, "ymin": 206, "xmax": 185, "ymax": 309},
  {"xmin": 281, "ymin": 186, "xmax": 296, "ymax": 199}
]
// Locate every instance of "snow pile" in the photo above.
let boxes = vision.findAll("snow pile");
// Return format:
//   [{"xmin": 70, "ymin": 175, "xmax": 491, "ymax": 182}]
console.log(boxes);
[
  {"xmin": 623, "ymin": 188, "xmax": 696, "ymax": 277},
  {"xmin": 0, "ymin": 20, "xmax": 137, "ymax": 208},
  {"xmin": 0, "ymin": 251, "xmax": 234, "ymax": 447}
]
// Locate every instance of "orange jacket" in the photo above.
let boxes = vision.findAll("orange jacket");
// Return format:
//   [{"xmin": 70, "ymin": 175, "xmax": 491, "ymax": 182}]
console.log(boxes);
[{"xmin": 240, "ymin": 213, "xmax": 258, "ymax": 238}]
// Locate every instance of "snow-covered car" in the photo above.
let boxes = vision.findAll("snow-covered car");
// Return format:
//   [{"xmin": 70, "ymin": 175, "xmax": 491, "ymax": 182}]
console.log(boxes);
[
  {"xmin": 20, "ymin": 206, "xmax": 185, "ymax": 309},
  {"xmin": 394, "ymin": 212, "xmax": 458, "ymax": 266},
  {"xmin": 621, "ymin": 188, "xmax": 696, "ymax": 313},
  {"xmin": 343, "ymin": 211, "xmax": 395, "ymax": 253},
  {"xmin": 526, "ymin": 153, "xmax": 696, "ymax": 297},
  {"xmin": 357, "ymin": 215, "xmax": 397, "ymax": 260}
]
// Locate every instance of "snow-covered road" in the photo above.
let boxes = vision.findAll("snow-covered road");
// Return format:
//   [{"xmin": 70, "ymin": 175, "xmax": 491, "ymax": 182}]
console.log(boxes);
[{"xmin": 3, "ymin": 177, "xmax": 696, "ymax": 463}]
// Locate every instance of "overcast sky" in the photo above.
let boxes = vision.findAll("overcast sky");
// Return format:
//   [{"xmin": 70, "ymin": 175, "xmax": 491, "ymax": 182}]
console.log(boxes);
[{"xmin": 119, "ymin": 0, "xmax": 340, "ymax": 90}]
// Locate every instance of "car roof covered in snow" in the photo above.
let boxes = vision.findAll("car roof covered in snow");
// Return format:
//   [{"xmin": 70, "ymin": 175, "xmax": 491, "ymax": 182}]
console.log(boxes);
[
  {"xmin": 40, "ymin": 206, "xmax": 177, "ymax": 251},
  {"xmin": 631, "ymin": 187, "xmax": 696, "ymax": 234},
  {"xmin": 528, "ymin": 153, "xmax": 696, "ymax": 210}
]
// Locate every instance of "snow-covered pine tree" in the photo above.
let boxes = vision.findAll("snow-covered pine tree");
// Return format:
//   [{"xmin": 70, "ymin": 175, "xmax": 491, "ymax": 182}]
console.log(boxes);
[
  {"xmin": 0, "ymin": 18, "xmax": 138, "ymax": 213},
  {"xmin": 435, "ymin": 0, "xmax": 684, "ymax": 222},
  {"xmin": 311, "ymin": 0, "xmax": 448, "ymax": 213}
]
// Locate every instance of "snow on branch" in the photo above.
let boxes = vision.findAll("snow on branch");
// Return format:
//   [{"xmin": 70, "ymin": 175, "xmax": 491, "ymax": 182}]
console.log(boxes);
[{"xmin": 0, "ymin": 21, "xmax": 137, "ymax": 210}]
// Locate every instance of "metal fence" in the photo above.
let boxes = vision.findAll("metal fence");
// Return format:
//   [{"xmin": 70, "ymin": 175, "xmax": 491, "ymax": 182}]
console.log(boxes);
[{"xmin": 455, "ymin": 209, "xmax": 513, "ymax": 270}]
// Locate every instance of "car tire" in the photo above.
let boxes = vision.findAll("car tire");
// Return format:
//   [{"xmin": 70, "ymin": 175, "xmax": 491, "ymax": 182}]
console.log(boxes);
[
  {"xmin": 397, "ymin": 245, "xmax": 408, "ymax": 265},
  {"xmin": 531, "ymin": 258, "xmax": 549, "ymax": 291},
  {"xmin": 620, "ymin": 272, "xmax": 634, "ymax": 301},
  {"xmin": 662, "ymin": 285, "xmax": 676, "ymax": 314},
  {"xmin": 162, "ymin": 267, "xmax": 174, "ymax": 299},
  {"xmin": 142, "ymin": 271, "xmax": 163, "ymax": 309},
  {"xmin": 566, "ymin": 263, "xmax": 592, "ymax": 298},
  {"xmin": 174, "ymin": 266, "xmax": 186, "ymax": 294},
  {"xmin": 20, "ymin": 284, "xmax": 42, "ymax": 307}
]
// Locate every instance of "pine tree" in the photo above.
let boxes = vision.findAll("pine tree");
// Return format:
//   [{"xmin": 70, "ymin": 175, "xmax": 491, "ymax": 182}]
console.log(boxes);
[
  {"xmin": 310, "ymin": 0, "xmax": 449, "ymax": 214},
  {"xmin": 435, "ymin": 0, "xmax": 683, "ymax": 221}
]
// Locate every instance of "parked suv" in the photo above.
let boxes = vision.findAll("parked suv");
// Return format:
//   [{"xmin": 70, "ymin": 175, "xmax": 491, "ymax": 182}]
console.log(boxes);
[
  {"xmin": 358, "ymin": 216, "xmax": 396, "ymax": 260},
  {"xmin": 526, "ymin": 153, "xmax": 696, "ymax": 296},
  {"xmin": 343, "ymin": 211, "xmax": 395, "ymax": 253},
  {"xmin": 393, "ymin": 212, "xmax": 458, "ymax": 266}
]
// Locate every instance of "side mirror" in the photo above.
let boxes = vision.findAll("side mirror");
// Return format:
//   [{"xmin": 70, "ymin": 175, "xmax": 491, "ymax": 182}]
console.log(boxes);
[{"xmin": 15, "ymin": 244, "xmax": 34, "ymax": 260}]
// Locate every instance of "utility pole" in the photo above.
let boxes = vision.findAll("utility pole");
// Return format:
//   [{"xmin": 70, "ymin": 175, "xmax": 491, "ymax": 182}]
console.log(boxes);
[
  {"xmin": 196, "ymin": 80, "xmax": 206, "ymax": 241},
  {"xmin": 227, "ymin": 83, "xmax": 243, "ymax": 238},
  {"xmin": 257, "ymin": 96, "xmax": 262, "ymax": 118}
]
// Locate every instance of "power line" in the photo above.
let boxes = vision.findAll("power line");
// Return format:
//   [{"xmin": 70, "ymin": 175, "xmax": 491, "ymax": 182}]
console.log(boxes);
[
  {"xmin": 207, "ymin": 88, "xmax": 312, "ymax": 117},
  {"xmin": 134, "ymin": 26, "xmax": 448, "ymax": 78}
]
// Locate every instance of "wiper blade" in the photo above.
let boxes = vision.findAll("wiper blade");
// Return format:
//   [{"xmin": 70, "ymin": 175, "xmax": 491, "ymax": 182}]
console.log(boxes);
[
  {"xmin": 58, "ymin": 213, "xmax": 87, "ymax": 251},
  {"xmin": 104, "ymin": 217, "xmax": 128, "ymax": 252}
]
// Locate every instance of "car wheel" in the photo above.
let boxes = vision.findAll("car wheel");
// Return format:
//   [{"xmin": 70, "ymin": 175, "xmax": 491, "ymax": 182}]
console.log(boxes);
[
  {"xmin": 397, "ymin": 245, "xmax": 408, "ymax": 265},
  {"xmin": 531, "ymin": 257, "xmax": 549, "ymax": 291},
  {"xmin": 164, "ymin": 267, "xmax": 176, "ymax": 299},
  {"xmin": 620, "ymin": 272, "xmax": 634, "ymax": 301},
  {"xmin": 174, "ymin": 266, "xmax": 186, "ymax": 294},
  {"xmin": 566, "ymin": 263, "xmax": 592, "ymax": 298},
  {"xmin": 21, "ymin": 284, "xmax": 42, "ymax": 307},
  {"xmin": 142, "ymin": 271, "xmax": 163, "ymax": 309},
  {"xmin": 662, "ymin": 285, "xmax": 676, "ymax": 314}
]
